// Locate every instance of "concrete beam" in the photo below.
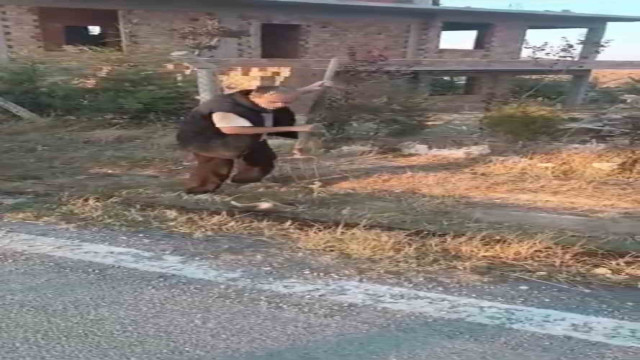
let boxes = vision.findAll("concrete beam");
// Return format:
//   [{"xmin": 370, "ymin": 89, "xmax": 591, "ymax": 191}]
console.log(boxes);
[
  {"xmin": 177, "ymin": 57, "xmax": 640, "ymax": 72},
  {"xmin": 565, "ymin": 72, "xmax": 592, "ymax": 107},
  {"xmin": 0, "ymin": 24, "xmax": 8, "ymax": 62}
]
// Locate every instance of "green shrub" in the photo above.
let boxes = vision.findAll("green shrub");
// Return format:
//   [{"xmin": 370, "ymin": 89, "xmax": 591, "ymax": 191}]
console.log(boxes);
[
  {"xmin": 0, "ymin": 62, "xmax": 87, "ymax": 114},
  {"xmin": 0, "ymin": 58, "xmax": 197, "ymax": 122},
  {"xmin": 429, "ymin": 77, "xmax": 466, "ymax": 96},
  {"xmin": 509, "ymin": 77, "xmax": 571, "ymax": 103},
  {"xmin": 482, "ymin": 104, "xmax": 566, "ymax": 141},
  {"xmin": 586, "ymin": 87, "xmax": 623, "ymax": 105},
  {"xmin": 89, "ymin": 67, "xmax": 196, "ymax": 122},
  {"xmin": 621, "ymin": 80, "xmax": 640, "ymax": 96},
  {"xmin": 306, "ymin": 66, "xmax": 436, "ymax": 139}
]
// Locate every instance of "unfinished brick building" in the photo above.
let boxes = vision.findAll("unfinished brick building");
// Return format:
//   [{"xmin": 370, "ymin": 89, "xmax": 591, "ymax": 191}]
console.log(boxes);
[{"xmin": 2, "ymin": 0, "xmax": 640, "ymax": 110}]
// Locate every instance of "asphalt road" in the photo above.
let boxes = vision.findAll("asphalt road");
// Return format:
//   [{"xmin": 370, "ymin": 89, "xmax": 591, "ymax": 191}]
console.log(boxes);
[{"xmin": 1, "ymin": 221, "xmax": 639, "ymax": 360}]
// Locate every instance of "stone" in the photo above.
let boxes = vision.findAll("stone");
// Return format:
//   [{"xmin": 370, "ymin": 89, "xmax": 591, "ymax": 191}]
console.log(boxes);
[
  {"xmin": 591, "ymin": 162, "xmax": 620, "ymax": 171},
  {"xmin": 591, "ymin": 267, "xmax": 613, "ymax": 275}
]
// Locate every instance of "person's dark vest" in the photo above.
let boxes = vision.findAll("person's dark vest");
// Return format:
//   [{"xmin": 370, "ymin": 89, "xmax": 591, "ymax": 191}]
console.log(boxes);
[{"xmin": 177, "ymin": 90, "xmax": 297, "ymax": 148}]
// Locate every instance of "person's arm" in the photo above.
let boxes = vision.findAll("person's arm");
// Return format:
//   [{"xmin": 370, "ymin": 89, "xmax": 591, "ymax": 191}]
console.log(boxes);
[
  {"xmin": 212, "ymin": 112, "xmax": 321, "ymax": 135},
  {"xmin": 219, "ymin": 125, "xmax": 314, "ymax": 135}
]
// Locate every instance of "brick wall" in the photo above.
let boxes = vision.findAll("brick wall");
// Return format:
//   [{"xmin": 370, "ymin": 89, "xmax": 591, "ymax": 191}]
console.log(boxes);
[
  {"xmin": 120, "ymin": 10, "xmax": 223, "ymax": 55},
  {"xmin": 122, "ymin": 9, "xmax": 415, "ymax": 59},
  {"xmin": 487, "ymin": 20, "xmax": 528, "ymax": 60},
  {"xmin": 304, "ymin": 18, "xmax": 411, "ymax": 59},
  {"xmin": 0, "ymin": 5, "xmax": 533, "ymax": 62},
  {"xmin": 0, "ymin": 5, "xmax": 43, "ymax": 54},
  {"xmin": 216, "ymin": 11, "xmax": 414, "ymax": 60}
]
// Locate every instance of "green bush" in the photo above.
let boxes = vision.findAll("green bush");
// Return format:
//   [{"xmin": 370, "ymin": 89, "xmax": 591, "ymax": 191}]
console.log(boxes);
[
  {"xmin": 621, "ymin": 80, "xmax": 640, "ymax": 96},
  {"xmin": 0, "ymin": 59, "xmax": 197, "ymax": 122},
  {"xmin": 429, "ymin": 77, "xmax": 466, "ymax": 96},
  {"xmin": 89, "ymin": 67, "xmax": 196, "ymax": 122},
  {"xmin": 482, "ymin": 104, "xmax": 566, "ymax": 141},
  {"xmin": 586, "ymin": 87, "xmax": 623, "ymax": 105},
  {"xmin": 0, "ymin": 62, "xmax": 87, "ymax": 114},
  {"xmin": 509, "ymin": 77, "xmax": 571, "ymax": 103}
]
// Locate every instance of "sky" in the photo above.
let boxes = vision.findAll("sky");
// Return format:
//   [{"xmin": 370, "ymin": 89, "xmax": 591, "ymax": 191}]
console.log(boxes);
[{"xmin": 439, "ymin": 0, "xmax": 640, "ymax": 60}]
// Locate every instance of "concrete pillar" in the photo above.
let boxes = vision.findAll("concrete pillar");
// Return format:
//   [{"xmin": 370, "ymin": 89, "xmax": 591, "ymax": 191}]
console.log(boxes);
[
  {"xmin": 406, "ymin": 22, "xmax": 421, "ymax": 59},
  {"xmin": 421, "ymin": 19, "xmax": 442, "ymax": 57},
  {"xmin": 579, "ymin": 25, "xmax": 606, "ymax": 61},
  {"xmin": 481, "ymin": 74, "xmax": 513, "ymax": 110},
  {"xmin": 565, "ymin": 72, "xmax": 592, "ymax": 107},
  {"xmin": 117, "ymin": 10, "xmax": 130, "ymax": 53},
  {"xmin": 0, "ymin": 25, "xmax": 8, "ymax": 62},
  {"xmin": 196, "ymin": 68, "xmax": 220, "ymax": 103},
  {"xmin": 417, "ymin": 72, "xmax": 432, "ymax": 95},
  {"xmin": 249, "ymin": 22, "xmax": 261, "ymax": 58}
]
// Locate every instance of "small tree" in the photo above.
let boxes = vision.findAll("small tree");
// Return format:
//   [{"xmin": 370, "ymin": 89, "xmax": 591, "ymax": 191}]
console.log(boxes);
[
  {"xmin": 176, "ymin": 16, "xmax": 247, "ymax": 57},
  {"xmin": 516, "ymin": 36, "xmax": 612, "ymax": 103}
]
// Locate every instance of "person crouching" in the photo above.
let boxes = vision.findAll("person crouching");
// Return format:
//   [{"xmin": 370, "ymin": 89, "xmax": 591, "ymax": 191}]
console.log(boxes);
[{"xmin": 176, "ymin": 82, "xmax": 326, "ymax": 194}]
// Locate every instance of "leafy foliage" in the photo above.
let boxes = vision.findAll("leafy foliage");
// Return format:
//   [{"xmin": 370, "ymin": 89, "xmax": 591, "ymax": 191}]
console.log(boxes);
[
  {"xmin": 482, "ymin": 104, "xmax": 566, "ymax": 141},
  {"xmin": 176, "ymin": 16, "xmax": 247, "ymax": 56},
  {"xmin": 0, "ymin": 58, "xmax": 197, "ymax": 122}
]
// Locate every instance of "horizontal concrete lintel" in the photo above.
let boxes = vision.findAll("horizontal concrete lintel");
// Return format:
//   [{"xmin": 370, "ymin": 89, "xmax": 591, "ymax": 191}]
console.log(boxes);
[
  {"xmin": 177, "ymin": 58, "xmax": 640, "ymax": 72},
  {"xmin": 5, "ymin": 0, "xmax": 639, "ymax": 23}
]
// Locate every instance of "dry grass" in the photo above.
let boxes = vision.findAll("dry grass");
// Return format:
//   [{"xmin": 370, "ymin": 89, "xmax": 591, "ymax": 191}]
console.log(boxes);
[
  {"xmin": 483, "ymin": 148, "xmax": 640, "ymax": 180},
  {"xmin": 334, "ymin": 172, "xmax": 640, "ymax": 212},
  {"xmin": 6, "ymin": 196, "xmax": 640, "ymax": 285},
  {"xmin": 592, "ymin": 69, "xmax": 640, "ymax": 87},
  {"xmin": 335, "ymin": 148, "xmax": 640, "ymax": 212}
]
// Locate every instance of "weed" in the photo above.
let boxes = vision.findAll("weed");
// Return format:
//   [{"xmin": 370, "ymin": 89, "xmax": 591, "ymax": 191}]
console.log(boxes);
[{"xmin": 482, "ymin": 104, "xmax": 566, "ymax": 141}]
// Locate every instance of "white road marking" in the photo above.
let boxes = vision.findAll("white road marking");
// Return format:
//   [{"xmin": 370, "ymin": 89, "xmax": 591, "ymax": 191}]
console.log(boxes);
[{"xmin": 2, "ymin": 231, "xmax": 640, "ymax": 348}]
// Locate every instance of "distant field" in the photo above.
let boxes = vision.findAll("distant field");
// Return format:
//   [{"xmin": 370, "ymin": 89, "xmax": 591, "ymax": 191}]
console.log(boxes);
[{"xmin": 592, "ymin": 70, "xmax": 640, "ymax": 87}]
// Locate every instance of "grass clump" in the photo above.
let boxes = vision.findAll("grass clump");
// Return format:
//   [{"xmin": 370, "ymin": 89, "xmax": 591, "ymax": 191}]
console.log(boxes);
[
  {"xmin": 483, "ymin": 104, "xmax": 566, "ymax": 141},
  {"xmin": 0, "ymin": 56, "xmax": 196, "ymax": 122}
]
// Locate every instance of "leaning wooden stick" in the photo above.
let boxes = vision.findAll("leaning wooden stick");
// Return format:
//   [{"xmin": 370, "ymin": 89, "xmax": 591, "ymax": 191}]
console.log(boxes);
[
  {"xmin": 293, "ymin": 57, "xmax": 340, "ymax": 157},
  {"xmin": 0, "ymin": 96, "xmax": 43, "ymax": 121},
  {"xmin": 323, "ymin": 57, "xmax": 340, "ymax": 83}
]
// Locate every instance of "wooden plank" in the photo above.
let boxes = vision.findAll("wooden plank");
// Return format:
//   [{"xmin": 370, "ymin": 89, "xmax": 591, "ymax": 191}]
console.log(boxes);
[
  {"xmin": 323, "ymin": 57, "xmax": 340, "ymax": 82},
  {"xmin": 0, "ymin": 96, "xmax": 44, "ymax": 121},
  {"xmin": 294, "ymin": 57, "xmax": 340, "ymax": 157}
]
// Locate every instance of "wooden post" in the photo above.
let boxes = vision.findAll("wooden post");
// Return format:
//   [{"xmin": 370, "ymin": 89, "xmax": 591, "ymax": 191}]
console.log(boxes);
[
  {"xmin": 293, "ymin": 58, "xmax": 340, "ymax": 157},
  {"xmin": 196, "ymin": 68, "xmax": 220, "ymax": 103},
  {"xmin": 0, "ymin": 96, "xmax": 43, "ymax": 121}
]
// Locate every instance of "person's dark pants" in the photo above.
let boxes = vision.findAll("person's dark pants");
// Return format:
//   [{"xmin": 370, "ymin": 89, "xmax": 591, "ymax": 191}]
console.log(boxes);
[{"xmin": 183, "ymin": 139, "xmax": 277, "ymax": 194}]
